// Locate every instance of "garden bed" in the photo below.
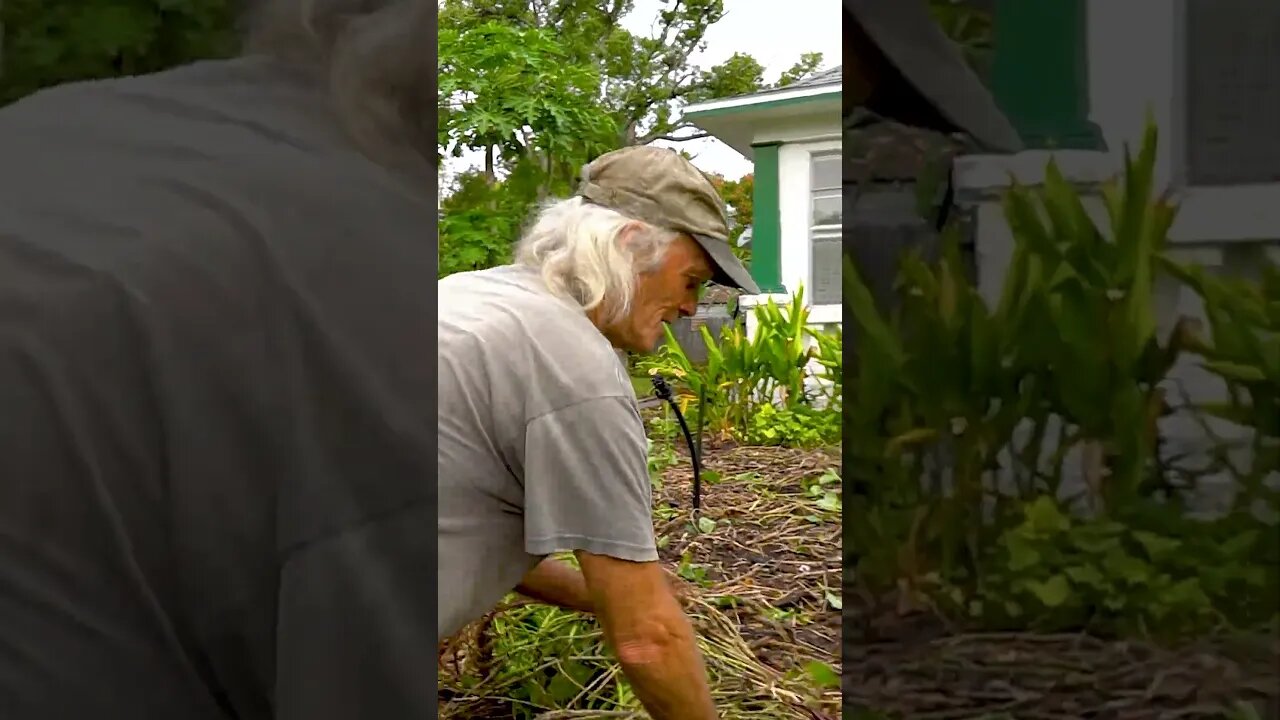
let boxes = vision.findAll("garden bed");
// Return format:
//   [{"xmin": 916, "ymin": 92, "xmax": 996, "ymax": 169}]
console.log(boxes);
[
  {"xmin": 845, "ymin": 598, "xmax": 1280, "ymax": 719},
  {"xmin": 438, "ymin": 441, "xmax": 843, "ymax": 719}
]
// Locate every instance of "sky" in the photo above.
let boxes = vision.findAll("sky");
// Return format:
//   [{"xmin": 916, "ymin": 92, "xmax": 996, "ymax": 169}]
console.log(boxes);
[{"xmin": 442, "ymin": 0, "xmax": 842, "ymax": 190}]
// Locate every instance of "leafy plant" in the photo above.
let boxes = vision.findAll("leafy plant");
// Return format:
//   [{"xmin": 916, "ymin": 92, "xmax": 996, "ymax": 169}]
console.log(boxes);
[
  {"xmin": 999, "ymin": 116, "xmax": 1182, "ymax": 511},
  {"xmin": 1159, "ymin": 255, "xmax": 1280, "ymax": 507},
  {"xmin": 1, "ymin": 0, "xmax": 240, "ymax": 107},
  {"xmin": 743, "ymin": 404, "xmax": 839, "ymax": 448},
  {"xmin": 944, "ymin": 496, "xmax": 1279, "ymax": 638},
  {"xmin": 639, "ymin": 286, "xmax": 841, "ymax": 447},
  {"xmin": 844, "ymin": 115, "xmax": 1280, "ymax": 641}
]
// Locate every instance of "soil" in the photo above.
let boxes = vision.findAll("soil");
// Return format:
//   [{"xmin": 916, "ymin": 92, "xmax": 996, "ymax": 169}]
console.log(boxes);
[
  {"xmin": 844, "ymin": 586, "xmax": 1280, "ymax": 719},
  {"xmin": 652, "ymin": 440, "xmax": 843, "ymax": 681}
]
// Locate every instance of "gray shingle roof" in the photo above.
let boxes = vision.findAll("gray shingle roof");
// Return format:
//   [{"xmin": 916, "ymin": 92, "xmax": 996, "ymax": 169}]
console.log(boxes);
[
  {"xmin": 693, "ymin": 65, "xmax": 842, "ymax": 107},
  {"xmin": 787, "ymin": 65, "xmax": 842, "ymax": 89}
]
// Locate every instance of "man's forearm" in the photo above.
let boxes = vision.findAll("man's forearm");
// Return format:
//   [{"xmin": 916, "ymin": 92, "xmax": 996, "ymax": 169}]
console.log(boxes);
[
  {"xmin": 613, "ymin": 606, "xmax": 718, "ymax": 720},
  {"xmin": 515, "ymin": 557, "xmax": 593, "ymax": 613}
]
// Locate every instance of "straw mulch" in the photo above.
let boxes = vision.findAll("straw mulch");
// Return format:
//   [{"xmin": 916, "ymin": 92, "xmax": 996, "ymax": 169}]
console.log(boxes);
[
  {"xmin": 438, "ymin": 442, "xmax": 843, "ymax": 719},
  {"xmin": 845, "ymin": 580, "xmax": 1280, "ymax": 719},
  {"xmin": 845, "ymin": 625, "xmax": 1279, "ymax": 719}
]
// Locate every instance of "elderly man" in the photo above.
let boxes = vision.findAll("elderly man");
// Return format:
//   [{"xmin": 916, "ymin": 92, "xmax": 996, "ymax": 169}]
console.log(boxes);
[
  {"xmin": 0, "ymin": 1, "xmax": 435, "ymax": 719},
  {"xmin": 439, "ymin": 145, "xmax": 759, "ymax": 719}
]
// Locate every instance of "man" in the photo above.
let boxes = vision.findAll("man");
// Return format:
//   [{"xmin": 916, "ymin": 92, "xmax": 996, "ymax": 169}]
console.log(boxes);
[
  {"xmin": 0, "ymin": 1, "xmax": 435, "ymax": 718},
  {"xmin": 439, "ymin": 145, "xmax": 760, "ymax": 720}
]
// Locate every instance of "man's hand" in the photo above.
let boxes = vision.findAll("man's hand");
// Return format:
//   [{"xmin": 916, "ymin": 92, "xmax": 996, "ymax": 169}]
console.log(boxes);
[
  {"xmin": 515, "ymin": 557, "xmax": 593, "ymax": 614},
  {"xmin": 575, "ymin": 550, "xmax": 718, "ymax": 720}
]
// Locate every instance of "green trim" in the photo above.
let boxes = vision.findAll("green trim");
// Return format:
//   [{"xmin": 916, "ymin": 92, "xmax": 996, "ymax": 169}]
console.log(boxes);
[
  {"xmin": 991, "ymin": 0, "xmax": 1105, "ymax": 150},
  {"xmin": 749, "ymin": 142, "xmax": 785, "ymax": 293},
  {"xmin": 683, "ymin": 89, "xmax": 839, "ymax": 121}
]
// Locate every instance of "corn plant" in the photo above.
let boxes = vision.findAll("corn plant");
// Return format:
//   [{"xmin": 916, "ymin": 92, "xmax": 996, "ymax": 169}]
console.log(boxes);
[
  {"xmin": 1159, "ymin": 255, "xmax": 1280, "ymax": 508},
  {"xmin": 640, "ymin": 285, "xmax": 839, "ymax": 444},
  {"xmin": 846, "ymin": 232, "xmax": 1030, "ymax": 590},
  {"xmin": 998, "ymin": 115, "xmax": 1185, "ymax": 512},
  {"xmin": 845, "ymin": 115, "xmax": 1191, "ymax": 595},
  {"xmin": 748, "ymin": 287, "xmax": 814, "ymax": 409},
  {"xmin": 807, "ymin": 322, "xmax": 842, "ymax": 411}
]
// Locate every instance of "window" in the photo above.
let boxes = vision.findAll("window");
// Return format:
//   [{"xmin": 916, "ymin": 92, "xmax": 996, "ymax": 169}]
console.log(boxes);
[
  {"xmin": 1183, "ymin": 0, "xmax": 1280, "ymax": 185},
  {"xmin": 810, "ymin": 152, "xmax": 842, "ymax": 305},
  {"xmin": 810, "ymin": 153, "xmax": 842, "ymax": 227}
]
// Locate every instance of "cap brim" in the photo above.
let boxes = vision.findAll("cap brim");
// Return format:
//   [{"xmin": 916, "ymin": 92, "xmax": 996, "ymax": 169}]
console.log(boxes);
[{"xmin": 693, "ymin": 235, "xmax": 761, "ymax": 295}]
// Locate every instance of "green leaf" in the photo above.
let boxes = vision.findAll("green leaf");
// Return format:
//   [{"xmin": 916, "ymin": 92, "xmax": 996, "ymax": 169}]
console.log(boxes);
[
  {"xmin": 1024, "ymin": 574, "xmax": 1071, "ymax": 607},
  {"xmin": 1203, "ymin": 360, "xmax": 1267, "ymax": 383},
  {"xmin": 805, "ymin": 660, "xmax": 841, "ymax": 689},
  {"xmin": 816, "ymin": 492, "xmax": 842, "ymax": 513},
  {"xmin": 1023, "ymin": 496, "xmax": 1070, "ymax": 535},
  {"xmin": 885, "ymin": 427, "xmax": 939, "ymax": 457},
  {"xmin": 825, "ymin": 591, "xmax": 843, "ymax": 610},
  {"xmin": 696, "ymin": 516, "xmax": 717, "ymax": 534},
  {"xmin": 1219, "ymin": 530, "xmax": 1259, "ymax": 558},
  {"xmin": 1162, "ymin": 577, "xmax": 1209, "ymax": 609},
  {"xmin": 1132, "ymin": 530, "xmax": 1181, "ymax": 560},
  {"xmin": 1064, "ymin": 564, "xmax": 1107, "ymax": 588},
  {"xmin": 1004, "ymin": 535, "xmax": 1042, "ymax": 571},
  {"xmin": 1102, "ymin": 548, "xmax": 1152, "ymax": 584}
]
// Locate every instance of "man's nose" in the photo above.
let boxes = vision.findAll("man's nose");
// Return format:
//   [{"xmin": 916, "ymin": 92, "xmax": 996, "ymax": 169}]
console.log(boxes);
[{"xmin": 678, "ymin": 297, "xmax": 697, "ymax": 317}]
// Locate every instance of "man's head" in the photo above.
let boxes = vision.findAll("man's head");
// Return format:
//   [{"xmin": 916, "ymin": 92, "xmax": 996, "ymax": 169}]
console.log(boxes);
[
  {"xmin": 243, "ymin": 0, "xmax": 433, "ymax": 181},
  {"xmin": 515, "ymin": 146, "xmax": 760, "ymax": 354}
]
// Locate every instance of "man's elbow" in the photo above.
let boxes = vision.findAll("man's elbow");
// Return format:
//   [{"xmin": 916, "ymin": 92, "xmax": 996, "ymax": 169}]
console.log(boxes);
[{"xmin": 612, "ymin": 615, "xmax": 689, "ymax": 666}]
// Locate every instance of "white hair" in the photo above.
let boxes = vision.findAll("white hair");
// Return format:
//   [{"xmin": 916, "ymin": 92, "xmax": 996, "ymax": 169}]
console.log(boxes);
[
  {"xmin": 243, "ymin": 0, "xmax": 433, "ymax": 185},
  {"xmin": 515, "ymin": 197, "xmax": 679, "ymax": 324}
]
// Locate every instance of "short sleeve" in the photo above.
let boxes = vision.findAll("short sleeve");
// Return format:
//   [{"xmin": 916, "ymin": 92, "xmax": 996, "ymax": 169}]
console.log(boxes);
[
  {"xmin": 522, "ymin": 397, "xmax": 658, "ymax": 562},
  {"xmin": 274, "ymin": 502, "xmax": 435, "ymax": 719}
]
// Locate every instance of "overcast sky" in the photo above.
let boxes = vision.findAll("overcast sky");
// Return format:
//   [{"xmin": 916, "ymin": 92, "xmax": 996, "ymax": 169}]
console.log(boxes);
[
  {"xmin": 442, "ymin": 1, "xmax": 842, "ymax": 190},
  {"xmin": 623, "ymin": 0, "xmax": 842, "ymax": 178}
]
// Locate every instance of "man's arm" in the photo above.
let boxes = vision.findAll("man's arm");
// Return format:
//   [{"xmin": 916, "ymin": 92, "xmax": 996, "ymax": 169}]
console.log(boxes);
[
  {"xmin": 515, "ymin": 556, "xmax": 593, "ymax": 613},
  {"xmin": 275, "ymin": 503, "xmax": 434, "ymax": 719},
  {"xmin": 576, "ymin": 550, "xmax": 717, "ymax": 720}
]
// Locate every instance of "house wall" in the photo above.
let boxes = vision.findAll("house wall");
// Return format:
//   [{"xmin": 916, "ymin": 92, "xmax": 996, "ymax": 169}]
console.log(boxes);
[
  {"xmin": 1087, "ymin": 0, "xmax": 1280, "ymax": 244},
  {"xmin": 776, "ymin": 136, "xmax": 842, "ymax": 327},
  {"xmin": 951, "ymin": 1, "xmax": 1280, "ymax": 513},
  {"xmin": 752, "ymin": 115, "xmax": 842, "ymax": 147}
]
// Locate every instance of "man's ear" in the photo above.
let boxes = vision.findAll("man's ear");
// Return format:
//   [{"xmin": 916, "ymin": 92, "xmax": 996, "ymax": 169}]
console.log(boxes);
[{"xmin": 616, "ymin": 222, "xmax": 647, "ymax": 253}]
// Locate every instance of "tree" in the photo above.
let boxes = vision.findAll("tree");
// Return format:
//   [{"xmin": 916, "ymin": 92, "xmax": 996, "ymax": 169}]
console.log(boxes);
[
  {"xmin": 0, "ymin": 0, "xmax": 239, "ymax": 106},
  {"xmin": 437, "ymin": 20, "xmax": 617, "ymax": 186},
  {"xmin": 438, "ymin": 0, "xmax": 812, "ymax": 149},
  {"xmin": 437, "ymin": 1, "xmax": 824, "ymax": 277},
  {"xmin": 927, "ymin": 0, "xmax": 995, "ymax": 81},
  {"xmin": 708, "ymin": 173, "xmax": 753, "ymax": 264},
  {"xmin": 776, "ymin": 52, "xmax": 825, "ymax": 87}
]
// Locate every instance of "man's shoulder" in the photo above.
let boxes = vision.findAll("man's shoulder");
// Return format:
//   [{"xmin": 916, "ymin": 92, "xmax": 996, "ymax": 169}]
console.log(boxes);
[{"xmin": 439, "ymin": 266, "xmax": 634, "ymax": 413}]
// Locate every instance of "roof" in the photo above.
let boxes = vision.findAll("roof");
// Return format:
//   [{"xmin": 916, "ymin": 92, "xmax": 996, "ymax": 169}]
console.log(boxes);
[
  {"xmin": 682, "ymin": 65, "xmax": 841, "ymax": 121},
  {"xmin": 786, "ymin": 65, "xmax": 842, "ymax": 90},
  {"xmin": 845, "ymin": 111, "xmax": 969, "ymax": 181},
  {"xmin": 844, "ymin": 0, "xmax": 1021, "ymax": 152},
  {"xmin": 701, "ymin": 285, "xmax": 741, "ymax": 305}
]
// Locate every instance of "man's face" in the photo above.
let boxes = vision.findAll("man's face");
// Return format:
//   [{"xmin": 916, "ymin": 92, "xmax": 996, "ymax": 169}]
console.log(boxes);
[{"xmin": 605, "ymin": 232, "xmax": 713, "ymax": 354}]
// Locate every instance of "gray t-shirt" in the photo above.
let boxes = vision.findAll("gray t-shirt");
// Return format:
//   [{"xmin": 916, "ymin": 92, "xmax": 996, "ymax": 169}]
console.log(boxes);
[
  {"xmin": 437, "ymin": 264, "xmax": 658, "ymax": 640},
  {"xmin": 0, "ymin": 57, "xmax": 435, "ymax": 719}
]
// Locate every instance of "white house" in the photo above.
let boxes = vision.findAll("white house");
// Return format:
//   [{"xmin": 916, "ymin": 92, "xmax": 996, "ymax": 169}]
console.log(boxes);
[
  {"xmin": 681, "ymin": 67, "xmax": 843, "ymax": 334},
  {"xmin": 953, "ymin": 0, "xmax": 1280, "ymax": 513},
  {"xmin": 956, "ymin": 0, "xmax": 1280, "ymax": 319},
  {"xmin": 957, "ymin": 0, "xmax": 1280, "ymax": 392}
]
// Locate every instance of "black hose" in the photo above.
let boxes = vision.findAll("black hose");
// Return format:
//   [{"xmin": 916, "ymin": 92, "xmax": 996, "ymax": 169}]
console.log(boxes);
[{"xmin": 649, "ymin": 375, "xmax": 702, "ymax": 518}]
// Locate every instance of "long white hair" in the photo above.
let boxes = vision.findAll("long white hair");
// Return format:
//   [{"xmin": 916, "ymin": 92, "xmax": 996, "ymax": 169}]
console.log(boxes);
[
  {"xmin": 515, "ymin": 197, "xmax": 679, "ymax": 325},
  {"xmin": 242, "ymin": 0, "xmax": 433, "ymax": 183}
]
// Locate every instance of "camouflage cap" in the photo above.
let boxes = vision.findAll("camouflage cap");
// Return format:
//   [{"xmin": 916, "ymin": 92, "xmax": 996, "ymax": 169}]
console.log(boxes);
[{"xmin": 575, "ymin": 145, "xmax": 761, "ymax": 294}]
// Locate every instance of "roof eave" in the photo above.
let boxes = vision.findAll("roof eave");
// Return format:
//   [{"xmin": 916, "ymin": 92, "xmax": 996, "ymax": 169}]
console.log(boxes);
[{"xmin": 683, "ymin": 83, "xmax": 841, "ymax": 121}]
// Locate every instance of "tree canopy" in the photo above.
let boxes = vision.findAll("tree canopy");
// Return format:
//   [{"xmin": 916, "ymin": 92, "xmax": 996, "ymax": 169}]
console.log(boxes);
[
  {"xmin": 437, "ymin": 0, "xmax": 823, "ymax": 276},
  {"xmin": 0, "ymin": 0, "xmax": 835, "ymax": 279},
  {"xmin": 0, "ymin": 0, "xmax": 239, "ymax": 106}
]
